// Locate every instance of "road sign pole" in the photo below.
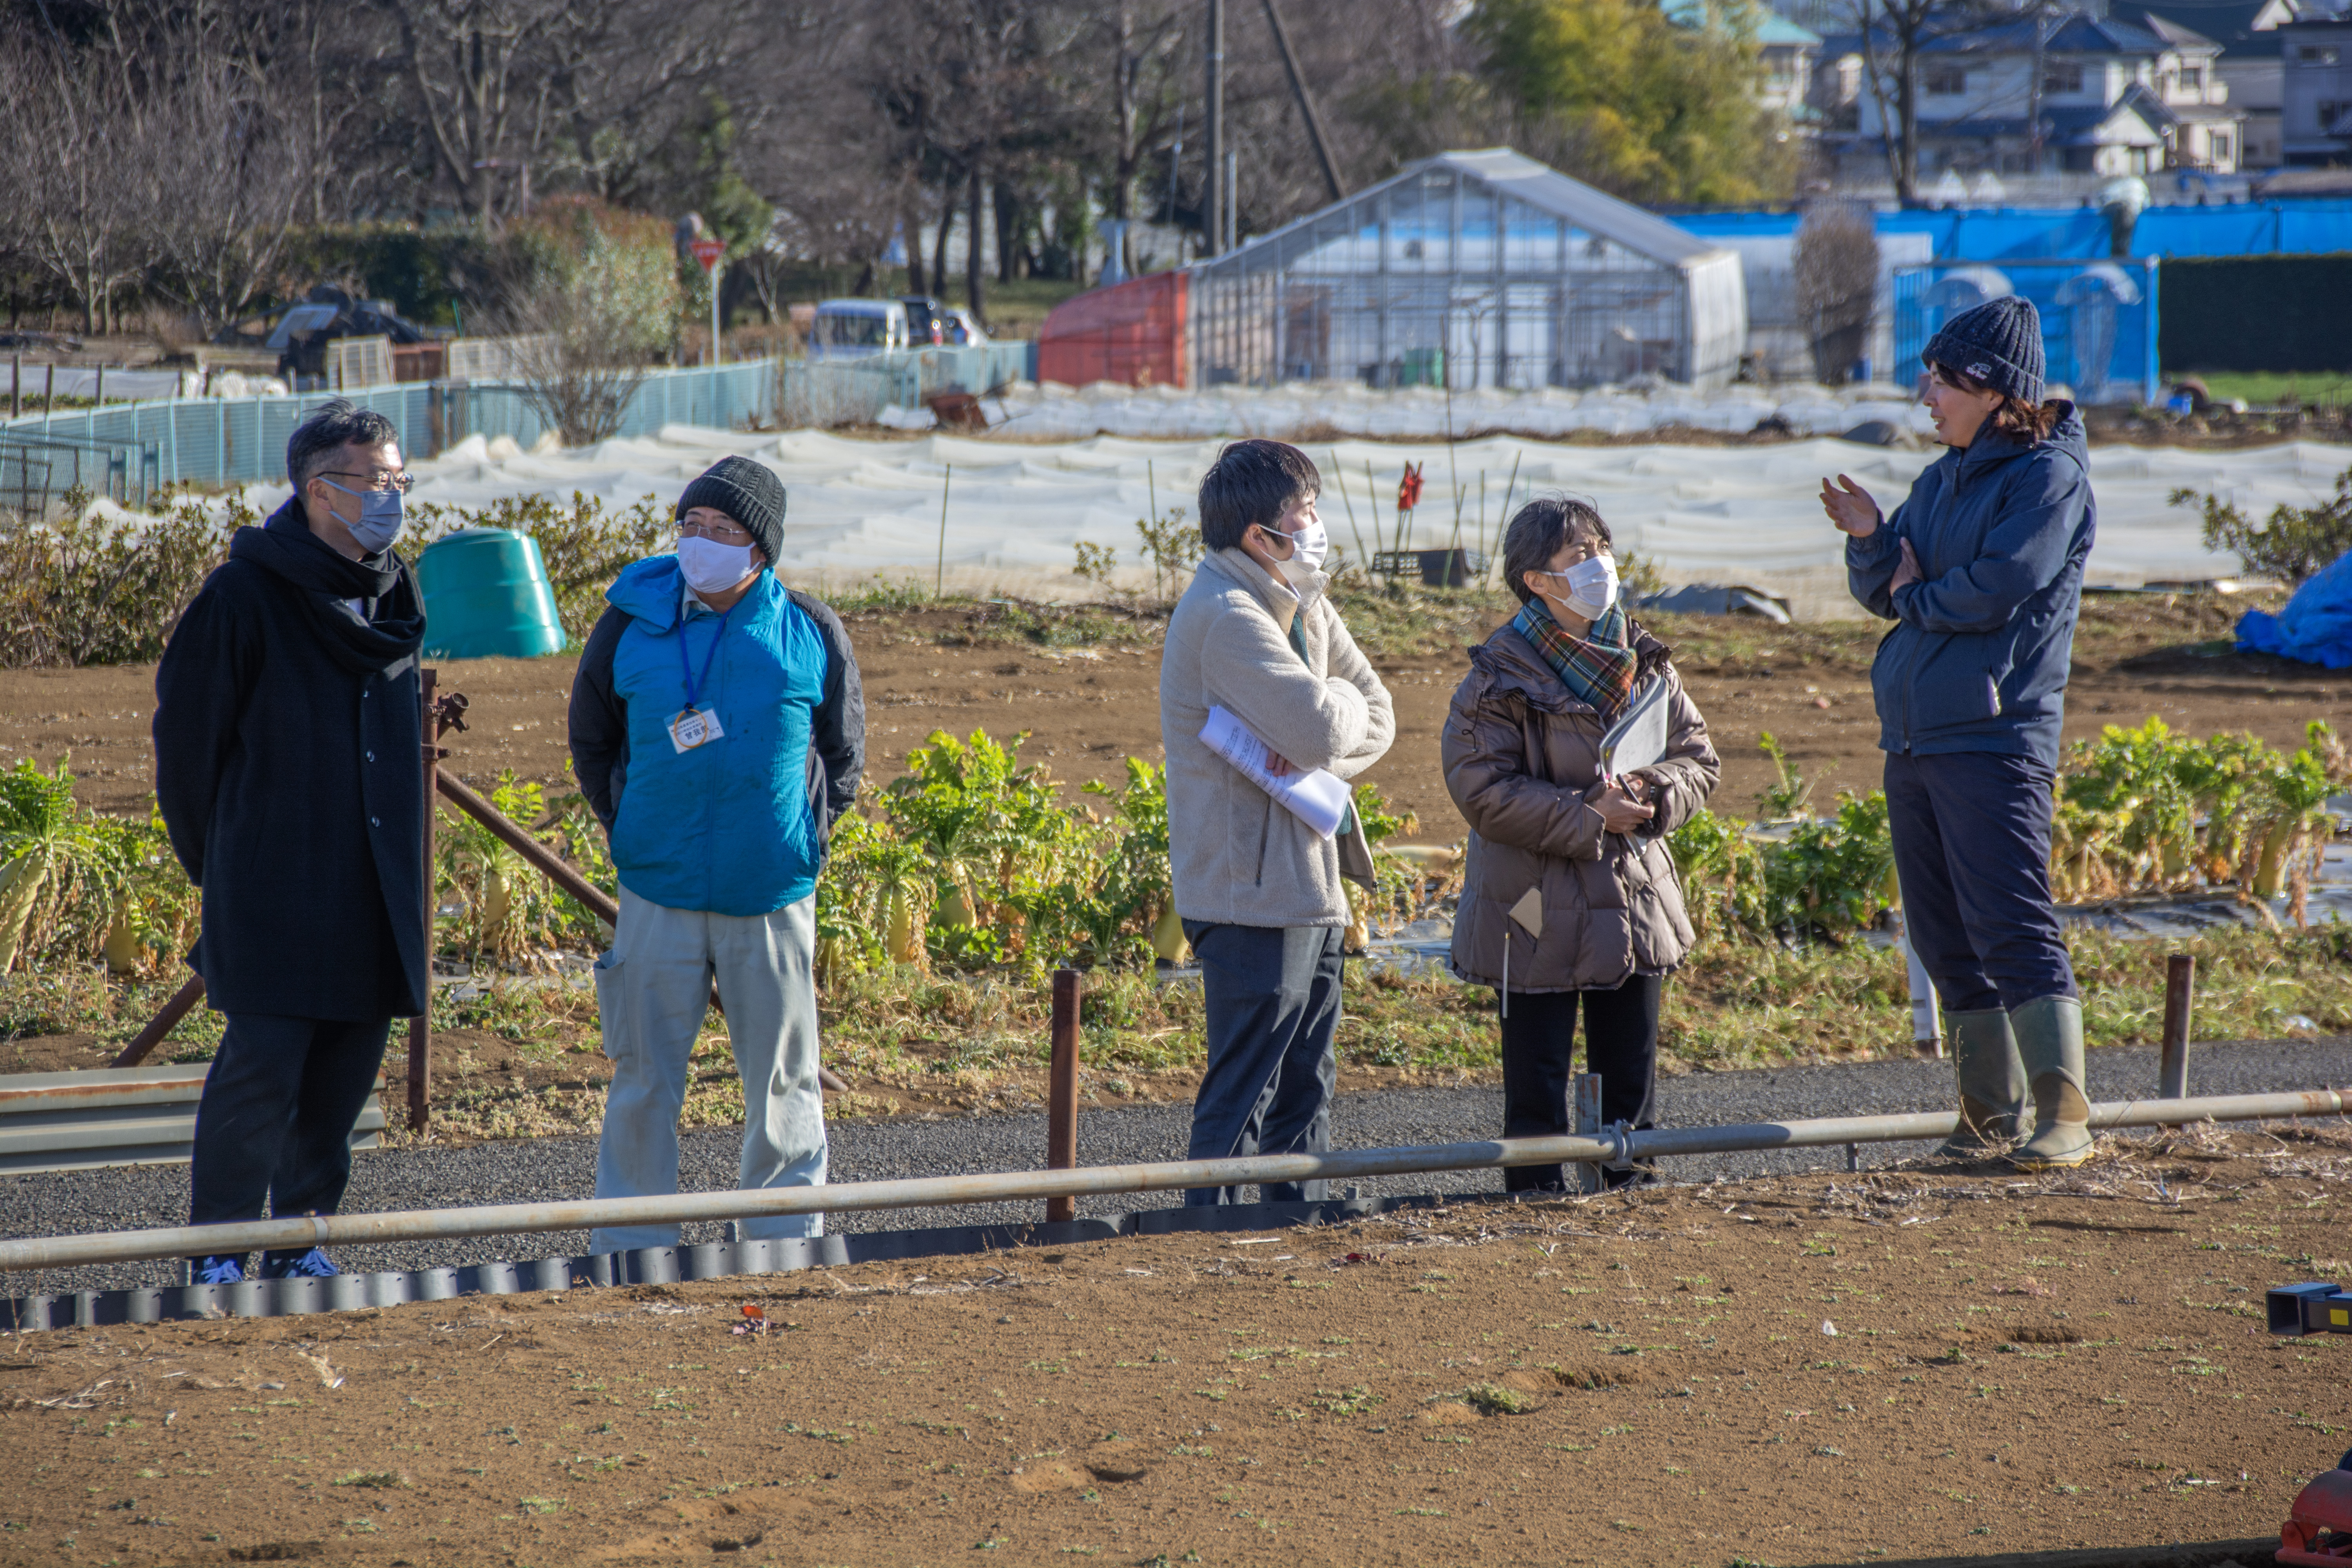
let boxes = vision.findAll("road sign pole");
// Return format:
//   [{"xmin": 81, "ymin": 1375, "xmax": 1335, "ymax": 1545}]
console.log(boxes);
[{"xmin": 690, "ymin": 237, "xmax": 728, "ymax": 369}]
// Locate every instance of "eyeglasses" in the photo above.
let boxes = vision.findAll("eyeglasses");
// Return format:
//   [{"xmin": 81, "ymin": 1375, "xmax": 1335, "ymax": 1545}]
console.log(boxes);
[
  {"xmin": 321, "ymin": 470, "xmax": 414, "ymax": 495},
  {"xmin": 677, "ymin": 520, "xmax": 754, "ymax": 544}
]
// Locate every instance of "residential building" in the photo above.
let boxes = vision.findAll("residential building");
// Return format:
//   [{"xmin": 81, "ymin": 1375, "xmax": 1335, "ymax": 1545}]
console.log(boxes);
[
  {"xmin": 1667, "ymin": 0, "xmax": 1824, "ymax": 122},
  {"xmin": 2129, "ymin": 0, "xmax": 2300, "ymax": 168},
  {"xmin": 1818, "ymin": 6, "xmax": 2247, "ymax": 182},
  {"xmin": 2280, "ymin": 11, "xmax": 2352, "ymax": 162},
  {"xmin": 1757, "ymin": 12, "xmax": 1827, "ymax": 118}
]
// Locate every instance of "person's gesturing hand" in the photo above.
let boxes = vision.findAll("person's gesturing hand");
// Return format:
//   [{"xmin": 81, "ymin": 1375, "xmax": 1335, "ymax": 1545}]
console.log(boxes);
[
  {"xmin": 1595, "ymin": 778, "xmax": 1655, "ymax": 834},
  {"xmin": 1819, "ymin": 474, "xmax": 1882, "ymax": 539}
]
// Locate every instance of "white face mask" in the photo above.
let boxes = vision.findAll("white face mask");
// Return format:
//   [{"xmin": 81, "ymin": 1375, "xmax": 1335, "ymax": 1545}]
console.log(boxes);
[
  {"xmin": 677, "ymin": 534, "xmax": 758, "ymax": 595},
  {"xmin": 1544, "ymin": 554, "xmax": 1619, "ymax": 621},
  {"xmin": 1265, "ymin": 518, "xmax": 1329, "ymax": 587}
]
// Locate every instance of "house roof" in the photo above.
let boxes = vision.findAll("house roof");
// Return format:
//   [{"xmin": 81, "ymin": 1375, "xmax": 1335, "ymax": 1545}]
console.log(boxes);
[
  {"xmin": 1913, "ymin": 99, "xmax": 2169, "ymax": 143},
  {"xmin": 2120, "ymin": 0, "xmax": 2291, "ymax": 58},
  {"xmin": 1756, "ymin": 14, "xmax": 1823, "ymax": 47},
  {"xmin": 1901, "ymin": 8, "xmax": 2215, "ymax": 57},
  {"xmin": 1661, "ymin": 0, "xmax": 1820, "ymax": 44}
]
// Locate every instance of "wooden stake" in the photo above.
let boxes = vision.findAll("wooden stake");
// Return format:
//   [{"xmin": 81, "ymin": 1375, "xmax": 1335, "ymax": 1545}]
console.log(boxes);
[
  {"xmin": 2160, "ymin": 953, "xmax": 2194, "ymax": 1099},
  {"xmin": 1046, "ymin": 968, "xmax": 1081, "ymax": 1224}
]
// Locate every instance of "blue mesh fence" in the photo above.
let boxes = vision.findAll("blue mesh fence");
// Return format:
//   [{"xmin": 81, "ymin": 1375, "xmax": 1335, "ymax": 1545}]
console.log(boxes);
[
  {"xmin": 1, "ymin": 345, "xmax": 1034, "ymax": 502},
  {"xmin": 1893, "ymin": 260, "xmax": 2160, "ymax": 406},
  {"xmin": 0, "ymin": 360, "xmax": 782, "ymax": 495}
]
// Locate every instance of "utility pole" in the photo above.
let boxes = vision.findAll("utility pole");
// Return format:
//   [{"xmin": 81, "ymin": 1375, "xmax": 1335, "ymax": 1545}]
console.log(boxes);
[
  {"xmin": 1205, "ymin": 0, "xmax": 1225, "ymax": 256},
  {"xmin": 1260, "ymin": 0, "xmax": 1346, "ymax": 201}
]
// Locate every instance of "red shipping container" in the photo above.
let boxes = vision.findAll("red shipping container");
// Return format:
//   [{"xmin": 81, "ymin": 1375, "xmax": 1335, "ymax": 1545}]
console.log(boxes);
[{"xmin": 1037, "ymin": 272, "xmax": 1188, "ymax": 390}]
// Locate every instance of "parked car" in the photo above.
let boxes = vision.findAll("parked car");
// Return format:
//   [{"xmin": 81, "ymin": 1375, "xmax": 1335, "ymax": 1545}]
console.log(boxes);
[
  {"xmin": 946, "ymin": 308, "xmax": 990, "ymax": 347},
  {"xmin": 900, "ymin": 296, "xmax": 951, "ymax": 347},
  {"xmin": 808, "ymin": 298, "xmax": 911, "ymax": 359}
]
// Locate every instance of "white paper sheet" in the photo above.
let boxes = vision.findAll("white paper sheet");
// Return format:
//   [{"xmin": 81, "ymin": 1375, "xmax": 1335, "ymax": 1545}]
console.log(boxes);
[{"xmin": 1200, "ymin": 706, "xmax": 1353, "ymax": 839}]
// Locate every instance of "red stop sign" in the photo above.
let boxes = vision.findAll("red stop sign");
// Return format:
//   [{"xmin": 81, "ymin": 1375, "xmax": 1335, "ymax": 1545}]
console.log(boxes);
[{"xmin": 690, "ymin": 238, "xmax": 726, "ymax": 269}]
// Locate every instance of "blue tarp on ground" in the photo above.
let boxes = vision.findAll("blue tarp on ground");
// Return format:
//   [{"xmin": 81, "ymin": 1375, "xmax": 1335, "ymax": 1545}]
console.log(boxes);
[
  {"xmin": 1672, "ymin": 201, "xmax": 2352, "ymax": 260},
  {"xmin": 2237, "ymin": 554, "xmax": 2352, "ymax": 669}
]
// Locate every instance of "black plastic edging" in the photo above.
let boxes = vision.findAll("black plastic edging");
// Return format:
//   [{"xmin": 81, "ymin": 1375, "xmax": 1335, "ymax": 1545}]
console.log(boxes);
[{"xmin": 0, "ymin": 1194, "xmax": 1444, "ymax": 1332}]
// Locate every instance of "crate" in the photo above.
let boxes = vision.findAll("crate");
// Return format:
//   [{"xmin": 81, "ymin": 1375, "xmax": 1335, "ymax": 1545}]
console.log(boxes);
[{"xmin": 1370, "ymin": 548, "xmax": 1488, "ymax": 588}]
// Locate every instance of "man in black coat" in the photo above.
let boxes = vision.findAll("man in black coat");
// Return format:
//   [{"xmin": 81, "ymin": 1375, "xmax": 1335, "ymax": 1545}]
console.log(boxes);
[{"xmin": 154, "ymin": 399, "xmax": 428, "ymax": 1285}]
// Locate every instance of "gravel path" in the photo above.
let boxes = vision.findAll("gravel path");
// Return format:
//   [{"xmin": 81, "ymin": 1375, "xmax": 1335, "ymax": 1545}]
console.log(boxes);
[{"xmin": 6, "ymin": 1035, "xmax": 2345, "ymax": 1297}]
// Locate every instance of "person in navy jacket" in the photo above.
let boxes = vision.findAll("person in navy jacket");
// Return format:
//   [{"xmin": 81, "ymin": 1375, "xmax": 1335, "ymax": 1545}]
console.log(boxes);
[
  {"xmin": 568, "ymin": 456, "xmax": 863, "ymax": 1253},
  {"xmin": 1819, "ymin": 296, "xmax": 2097, "ymax": 1171}
]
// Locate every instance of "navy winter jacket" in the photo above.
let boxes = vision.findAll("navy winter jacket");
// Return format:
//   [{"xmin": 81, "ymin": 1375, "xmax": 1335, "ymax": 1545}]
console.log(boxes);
[{"xmin": 1846, "ymin": 405, "xmax": 2095, "ymax": 769}]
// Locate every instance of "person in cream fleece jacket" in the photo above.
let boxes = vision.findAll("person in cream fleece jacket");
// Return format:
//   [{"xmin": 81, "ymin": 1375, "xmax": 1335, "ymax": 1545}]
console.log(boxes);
[{"xmin": 1160, "ymin": 439, "xmax": 1395, "ymax": 1207}]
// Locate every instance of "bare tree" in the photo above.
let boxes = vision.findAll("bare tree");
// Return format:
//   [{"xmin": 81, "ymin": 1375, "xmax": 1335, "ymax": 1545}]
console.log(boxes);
[
  {"xmin": 1102, "ymin": 1, "xmax": 1191, "ymax": 277},
  {"xmin": 1794, "ymin": 200, "xmax": 1880, "ymax": 384},
  {"xmin": 138, "ymin": 61, "xmax": 310, "ymax": 339},
  {"xmin": 1852, "ymin": 0, "xmax": 1952, "ymax": 205},
  {"xmin": 3, "ymin": 46, "xmax": 147, "ymax": 335},
  {"xmin": 385, "ymin": 0, "xmax": 584, "ymax": 221},
  {"xmin": 494, "ymin": 197, "xmax": 678, "ymax": 444}
]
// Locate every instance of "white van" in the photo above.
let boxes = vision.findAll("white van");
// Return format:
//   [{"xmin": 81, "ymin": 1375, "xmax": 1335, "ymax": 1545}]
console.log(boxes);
[{"xmin": 808, "ymin": 298, "xmax": 909, "ymax": 359}]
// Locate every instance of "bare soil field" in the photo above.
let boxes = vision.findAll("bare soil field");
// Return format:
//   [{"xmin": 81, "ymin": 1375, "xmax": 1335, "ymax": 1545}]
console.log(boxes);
[
  {"xmin": 2, "ymin": 1126, "xmax": 2347, "ymax": 1566},
  {"xmin": 2, "ymin": 589, "xmax": 2339, "ymax": 847}
]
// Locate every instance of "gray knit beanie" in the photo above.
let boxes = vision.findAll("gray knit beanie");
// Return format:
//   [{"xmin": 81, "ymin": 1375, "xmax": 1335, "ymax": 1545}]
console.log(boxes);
[
  {"xmin": 1922, "ymin": 296, "xmax": 2045, "ymax": 405},
  {"xmin": 675, "ymin": 456, "xmax": 786, "ymax": 566}
]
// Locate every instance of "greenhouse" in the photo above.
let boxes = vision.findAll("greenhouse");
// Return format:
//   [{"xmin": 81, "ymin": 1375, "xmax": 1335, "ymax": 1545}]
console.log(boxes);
[{"xmin": 1188, "ymin": 148, "xmax": 1750, "ymax": 391}]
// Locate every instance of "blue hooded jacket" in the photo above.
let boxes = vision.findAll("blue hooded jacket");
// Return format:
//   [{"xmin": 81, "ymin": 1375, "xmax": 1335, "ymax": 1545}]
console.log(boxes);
[
  {"xmin": 1846, "ymin": 405, "xmax": 2095, "ymax": 769},
  {"xmin": 568, "ymin": 555, "xmax": 853, "ymax": 916}
]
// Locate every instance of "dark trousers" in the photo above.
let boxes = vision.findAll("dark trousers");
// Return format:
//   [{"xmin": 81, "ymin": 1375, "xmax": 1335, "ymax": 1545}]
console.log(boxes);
[
  {"xmin": 1181, "ymin": 922, "xmax": 1343, "ymax": 1206},
  {"xmin": 1499, "ymin": 975, "xmax": 1661, "ymax": 1192},
  {"xmin": 1885, "ymin": 751, "xmax": 2077, "ymax": 1014},
  {"xmin": 188, "ymin": 1013, "xmax": 392, "ymax": 1236}
]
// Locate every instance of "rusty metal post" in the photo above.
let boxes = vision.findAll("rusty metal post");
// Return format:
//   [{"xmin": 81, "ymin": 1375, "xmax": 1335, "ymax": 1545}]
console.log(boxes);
[
  {"xmin": 407, "ymin": 668, "xmax": 440, "ymax": 1131},
  {"xmin": 109, "ymin": 973, "xmax": 207, "ymax": 1068},
  {"xmin": 2160, "ymin": 953, "xmax": 2195, "ymax": 1100},
  {"xmin": 1046, "ymin": 968, "xmax": 1080, "ymax": 1223}
]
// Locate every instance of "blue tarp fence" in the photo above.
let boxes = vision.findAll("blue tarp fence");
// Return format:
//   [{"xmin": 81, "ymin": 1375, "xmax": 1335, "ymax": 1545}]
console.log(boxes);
[
  {"xmin": 1675, "ymin": 200, "xmax": 2352, "ymax": 260},
  {"xmin": 1892, "ymin": 258, "xmax": 2160, "ymax": 405}
]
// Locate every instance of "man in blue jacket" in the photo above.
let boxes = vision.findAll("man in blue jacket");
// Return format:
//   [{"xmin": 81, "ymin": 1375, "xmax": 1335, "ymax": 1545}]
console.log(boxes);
[
  {"xmin": 1821, "ymin": 297, "xmax": 2098, "ymax": 1170},
  {"xmin": 568, "ymin": 456, "xmax": 863, "ymax": 1252}
]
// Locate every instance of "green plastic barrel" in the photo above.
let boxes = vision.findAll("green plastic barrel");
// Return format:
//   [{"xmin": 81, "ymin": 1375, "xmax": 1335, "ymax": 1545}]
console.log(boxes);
[{"xmin": 416, "ymin": 528, "xmax": 566, "ymax": 659}]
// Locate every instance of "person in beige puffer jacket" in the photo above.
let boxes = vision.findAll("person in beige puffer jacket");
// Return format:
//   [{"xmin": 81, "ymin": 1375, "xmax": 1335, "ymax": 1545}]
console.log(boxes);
[{"xmin": 1442, "ymin": 497, "xmax": 1719, "ymax": 1191}]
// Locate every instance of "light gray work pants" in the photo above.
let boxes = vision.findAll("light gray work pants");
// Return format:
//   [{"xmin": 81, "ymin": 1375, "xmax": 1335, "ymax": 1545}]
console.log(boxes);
[{"xmin": 591, "ymin": 885, "xmax": 828, "ymax": 1254}]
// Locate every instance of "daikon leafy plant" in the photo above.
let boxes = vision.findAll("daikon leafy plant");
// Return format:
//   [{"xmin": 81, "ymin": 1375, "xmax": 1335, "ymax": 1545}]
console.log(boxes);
[
  {"xmin": 2052, "ymin": 718, "xmax": 2350, "ymax": 917},
  {"xmin": 0, "ymin": 757, "xmax": 136, "ymax": 974},
  {"xmin": 432, "ymin": 771, "xmax": 615, "ymax": 961}
]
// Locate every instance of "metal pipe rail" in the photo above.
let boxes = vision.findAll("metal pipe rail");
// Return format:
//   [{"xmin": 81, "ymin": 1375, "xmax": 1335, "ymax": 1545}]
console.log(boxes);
[{"xmin": 2, "ymin": 1088, "xmax": 2340, "ymax": 1274}]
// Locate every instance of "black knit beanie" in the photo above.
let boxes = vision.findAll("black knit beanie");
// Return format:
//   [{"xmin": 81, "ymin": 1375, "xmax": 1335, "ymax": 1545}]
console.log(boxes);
[
  {"xmin": 1922, "ymin": 296, "xmax": 2045, "ymax": 405},
  {"xmin": 675, "ymin": 456, "xmax": 786, "ymax": 566}
]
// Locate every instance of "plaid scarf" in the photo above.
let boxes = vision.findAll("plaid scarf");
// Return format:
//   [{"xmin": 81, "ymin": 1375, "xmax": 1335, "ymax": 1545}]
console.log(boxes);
[{"xmin": 1512, "ymin": 595, "xmax": 1639, "ymax": 721}]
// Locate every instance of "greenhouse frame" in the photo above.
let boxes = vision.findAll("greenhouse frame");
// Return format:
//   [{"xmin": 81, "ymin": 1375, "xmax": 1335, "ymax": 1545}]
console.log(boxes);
[{"xmin": 1187, "ymin": 149, "xmax": 1749, "ymax": 391}]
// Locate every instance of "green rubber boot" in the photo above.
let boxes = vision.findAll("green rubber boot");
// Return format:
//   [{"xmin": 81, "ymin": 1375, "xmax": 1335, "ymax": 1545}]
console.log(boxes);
[
  {"xmin": 2011, "ymin": 995, "xmax": 2094, "ymax": 1171},
  {"xmin": 1936, "ymin": 1007, "xmax": 2027, "ymax": 1159}
]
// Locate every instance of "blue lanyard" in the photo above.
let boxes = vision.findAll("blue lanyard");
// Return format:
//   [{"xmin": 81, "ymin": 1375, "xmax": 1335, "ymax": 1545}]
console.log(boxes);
[{"xmin": 675, "ymin": 606, "xmax": 731, "ymax": 712}]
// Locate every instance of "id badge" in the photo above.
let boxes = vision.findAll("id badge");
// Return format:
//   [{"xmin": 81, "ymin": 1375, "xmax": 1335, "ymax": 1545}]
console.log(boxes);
[{"xmin": 668, "ymin": 706, "xmax": 724, "ymax": 753}]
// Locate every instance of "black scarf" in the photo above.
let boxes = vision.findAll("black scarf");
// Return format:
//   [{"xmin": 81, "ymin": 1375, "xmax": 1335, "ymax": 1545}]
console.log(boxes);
[{"xmin": 232, "ymin": 501, "xmax": 426, "ymax": 674}]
